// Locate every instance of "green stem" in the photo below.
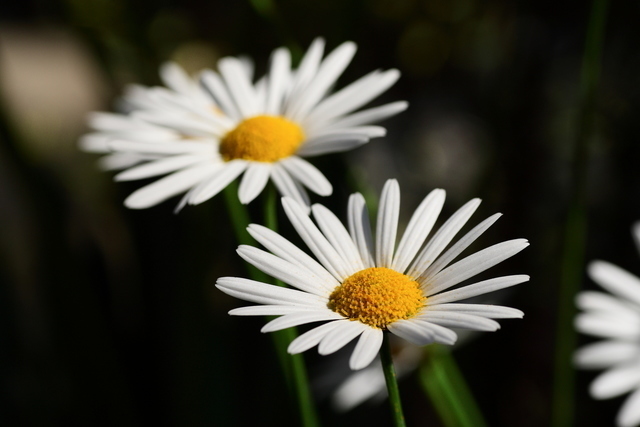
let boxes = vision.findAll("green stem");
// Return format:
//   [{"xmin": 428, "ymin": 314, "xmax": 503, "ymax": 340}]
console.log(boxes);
[
  {"xmin": 420, "ymin": 346, "xmax": 487, "ymax": 427},
  {"xmin": 223, "ymin": 183, "xmax": 319, "ymax": 427},
  {"xmin": 552, "ymin": 1, "xmax": 608, "ymax": 426},
  {"xmin": 223, "ymin": 182, "xmax": 269, "ymax": 283},
  {"xmin": 381, "ymin": 332, "xmax": 406, "ymax": 427},
  {"xmin": 263, "ymin": 187, "xmax": 319, "ymax": 427}
]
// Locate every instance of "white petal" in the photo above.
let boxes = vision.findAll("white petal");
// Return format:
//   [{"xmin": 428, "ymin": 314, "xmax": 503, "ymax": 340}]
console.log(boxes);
[
  {"xmin": 349, "ymin": 328, "xmax": 384, "ymax": 370},
  {"xmin": 99, "ymin": 153, "xmax": 150, "ymax": 171},
  {"xmin": 187, "ymin": 160, "xmax": 247, "ymax": 205},
  {"xmin": 309, "ymin": 125, "xmax": 387, "ymax": 139},
  {"xmin": 392, "ymin": 188, "xmax": 445, "ymax": 273},
  {"xmin": 318, "ymin": 320, "xmax": 368, "ymax": 355},
  {"xmin": 265, "ymin": 47, "xmax": 291, "ymax": 115},
  {"xmin": 574, "ymin": 340, "xmax": 639, "ymax": 369},
  {"xmin": 159, "ymin": 62, "xmax": 193, "ymax": 96},
  {"xmin": 427, "ymin": 303, "xmax": 524, "ymax": 319},
  {"xmin": 376, "ymin": 179, "xmax": 400, "ymax": 268},
  {"xmin": 286, "ymin": 38, "xmax": 325, "ymax": 109},
  {"xmin": 236, "ymin": 245, "xmax": 332, "ymax": 296},
  {"xmin": 216, "ymin": 276, "xmax": 325, "ymax": 307},
  {"xmin": 426, "ymin": 275, "xmax": 530, "ymax": 304},
  {"xmin": 618, "ymin": 387, "xmax": 640, "ymax": 427},
  {"xmin": 200, "ymin": 69, "xmax": 242, "ymax": 120},
  {"xmin": 332, "ymin": 362, "xmax": 386, "ymax": 411},
  {"xmin": 115, "ymin": 155, "xmax": 204, "ymax": 181},
  {"xmin": 576, "ymin": 291, "xmax": 639, "ymax": 319},
  {"xmin": 148, "ymin": 88, "xmax": 221, "ymax": 123},
  {"xmin": 326, "ymin": 101, "xmax": 409, "ymax": 129},
  {"xmin": 238, "ymin": 162, "xmax": 272, "ymax": 204},
  {"xmin": 305, "ymin": 69, "xmax": 400, "ymax": 130},
  {"xmin": 387, "ymin": 319, "xmax": 436, "ymax": 346},
  {"xmin": 281, "ymin": 197, "xmax": 351, "ymax": 280},
  {"xmin": 124, "ymin": 164, "xmax": 217, "ymax": 209},
  {"xmin": 229, "ymin": 305, "xmax": 311, "ymax": 316},
  {"xmin": 408, "ymin": 198, "xmax": 481, "ymax": 277},
  {"xmin": 590, "ymin": 363, "xmax": 640, "ymax": 399},
  {"xmin": 271, "ymin": 163, "xmax": 310, "ymax": 209},
  {"xmin": 288, "ymin": 41, "xmax": 357, "ymax": 122},
  {"xmin": 413, "ymin": 319, "xmax": 458, "ymax": 345},
  {"xmin": 296, "ymin": 134, "xmax": 369, "ymax": 157},
  {"xmin": 589, "ymin": 261, "xmax": 640, "ymax": 306},
  {"xmin": 632, "ymin": 222, "xmax": 640, "ymax": 256},
  {"xmin": 575, "ymin": 313, "xmax": 640, "ymax": 340},
  {"xmin": 262, "ymin": 310, "xmax": 343, "ymax": 332},
  {"xmin": 218, "ymin": 56, "xmax": 259, "ymax": 118},
  {"xmin": 418, "ymin": 311, "xmax": 501, "ymax": 331},
  {"xmin": 246, "ymin": 224, "xmax": 339, "ymax": 292},
  {"xmin": 421, "ymin": 213, "xmax": 502, "ymax": 282},
  {"xmin": 132, "ymin": 110, "xmax": 226, "ymax": 135},
  {"xmin": 120, "ymin": 84, "xmax": 153, "ymax": 110},
  {"xmin": 312, "ymin": 204, "xmax": 364, "ymax": 273},
  {"xmin": 348, "ymin": 193, "xmax": 375, "ymax": 268},
  {"xmin": 253, "ymin": 76, "xmax": 266, "ymax": 113},
  {"xmin": 288, "ymin": 320, "xmax": 345, "ymax": 354},
  {"xmin": 279, "ymin": 156, "xmax": 332, "ymax": 196},
  {"xmin": 424, "ymin": 239, "xmax": 529, "ymax": 296},
  {"xmin": 79, "ymin": 133, "xmax": 111, "ymax": 153},
  {"xmin": 88, "ymin": 112, "xmax": 155, "ymax": 131},
  {"xmin": 109, "ymin": 139, "xmax": 212, "ymax": 155},
  {"xmin": 237, "ymin": 55, "xmax": 255, "ymax": 81}
]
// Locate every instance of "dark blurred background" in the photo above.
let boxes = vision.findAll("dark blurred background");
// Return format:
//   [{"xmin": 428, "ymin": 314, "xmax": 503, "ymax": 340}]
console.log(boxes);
[{"xmin": 2, "ymin": 0, "xmax": 640, "ymax": 425}]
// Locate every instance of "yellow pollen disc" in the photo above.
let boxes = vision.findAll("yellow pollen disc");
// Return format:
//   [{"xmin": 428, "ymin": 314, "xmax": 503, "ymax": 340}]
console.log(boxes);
[
  {"xmin": 219, "ymin": 115, "xmax": 305, "ymax": 162},
  {"xmin": 328, "ymin": 267, "xmax": 426, "ymax": 329}
]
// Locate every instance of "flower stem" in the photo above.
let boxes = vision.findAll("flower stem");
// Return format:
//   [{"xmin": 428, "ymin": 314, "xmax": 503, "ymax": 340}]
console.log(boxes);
[
  {"xmin": 420, "ymin": 345, "xmax": 487, "ymax": 427},
  {"xmin": 381, "ymin": 332, "xmax": 406, "ymax": 427},
  {"xmin": 223, "ymin": 182, "xmax": 319, "ymax": 427},
  {"xmin": 552, "ymin": 0, "xmax": 608, "ymax": 426},
  {"xmin": 262, "ymin": 186, "xmax": 319, "ymax": 427},
  {"xmin": 222, "ymin": 182, "xmax": 270, "ymax": 282}
]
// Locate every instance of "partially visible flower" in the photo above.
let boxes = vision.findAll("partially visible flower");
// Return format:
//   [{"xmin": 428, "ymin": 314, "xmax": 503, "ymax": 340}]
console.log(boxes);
[
  {"xmin": 575, "ymin": 223, "xmax": 640, "ymax": 427},
  {"xmin": 216, "ymin": 179, "xmax": 529, "ymax": 370},
  {"xmin": 331, "ymin": 337, "xmax": 421, "ymax": 411},
  {"xmin": 80, "ymin": 39, "xmax": 406, "ymax": 210}
]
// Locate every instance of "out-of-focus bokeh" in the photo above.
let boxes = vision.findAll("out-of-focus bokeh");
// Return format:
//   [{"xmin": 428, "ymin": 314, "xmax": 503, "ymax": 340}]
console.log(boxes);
[{"xmin": 2, "ymin": 0, "xmax": 640, "ymax": 426}]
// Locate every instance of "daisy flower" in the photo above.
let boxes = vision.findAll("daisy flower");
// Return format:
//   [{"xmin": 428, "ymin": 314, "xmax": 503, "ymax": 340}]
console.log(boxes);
[
  {"xmin": 216, "ymin": 179, "xmax": 529, "ymax": 370},
  {"xmin": 574, "ymin": 223, "xmax": 640, "ymax": 427},
  {"xmin": 80, "ymin": 39, "xmax": 406, "ymax": 210}
]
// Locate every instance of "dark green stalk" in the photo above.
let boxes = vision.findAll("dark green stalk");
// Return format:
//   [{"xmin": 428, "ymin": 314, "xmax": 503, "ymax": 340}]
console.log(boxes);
[
  {"xmin": 223, "ymin": 182, "xmax": 269, "ymax": 282},
  {"xmin": 552, "ymin": 1, "xmax": 608, "ymax": 426},
  {"xmin": 262, "ymin": 186, "xmax": 319, "ymax": 427},
  {"xmin": 420, "ymin": 345, "xmax": 487, "ymax": 427},
  {"xmin": 381, "ymin": 332, "xmax": 406, "ymax": 427},
  {"xmin": 223, "ymin": 183, "xmax": 319, "ymax": 427}
]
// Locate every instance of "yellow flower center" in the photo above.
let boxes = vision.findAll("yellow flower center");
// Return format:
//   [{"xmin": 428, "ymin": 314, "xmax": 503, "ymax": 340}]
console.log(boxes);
[
  {"xmin": 219, "ymin": 115, "xmax": 305, "ymax": 162},
  {"xmin": 328, "ymin": 267, "xmax": 426, "ymax": 329}
]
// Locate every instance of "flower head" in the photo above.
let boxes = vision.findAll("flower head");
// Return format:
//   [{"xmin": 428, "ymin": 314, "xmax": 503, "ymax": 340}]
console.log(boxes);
[
  {"xmin": 216, "ymin": 179, "xmax": 529, "ymax": 370},
  {"xmin": 80, "ymin": 39, "xmax": 406, "ymax": 210},
  {"xmin": 575, "ymin": 223, "xmax": 640, "ymax": 427}
]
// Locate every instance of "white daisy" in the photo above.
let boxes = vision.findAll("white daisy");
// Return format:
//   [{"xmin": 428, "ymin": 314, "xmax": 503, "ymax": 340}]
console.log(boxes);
[
  {"xmin": 80, "ymin": 39, "xmax": 407, "ymax": 210},
  {"xmin": 574, "ymin": 223, "xmax": 640, "ymax": 427},
  {"xmin": 216, "ymin": 179, "xmax": 529, "ymax": 370}
]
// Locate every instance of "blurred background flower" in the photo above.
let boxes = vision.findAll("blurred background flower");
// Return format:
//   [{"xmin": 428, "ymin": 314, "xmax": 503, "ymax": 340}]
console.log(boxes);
[{"xmin": 1, "ymin": 0, "xmax": 640, "ymax": 426}]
